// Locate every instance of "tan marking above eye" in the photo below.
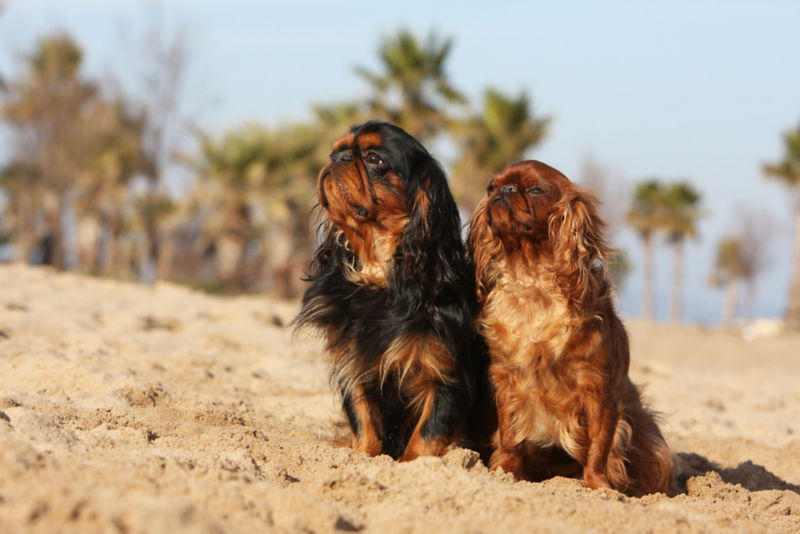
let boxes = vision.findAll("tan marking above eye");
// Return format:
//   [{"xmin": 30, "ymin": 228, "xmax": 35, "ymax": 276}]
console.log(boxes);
[
  {"xmin": 331, "ymin": 133, "xmax": 355, "ymax": 152},
  {"xmin": 355, "ymin": 132, "xmax": 383, "ymax": 150}
]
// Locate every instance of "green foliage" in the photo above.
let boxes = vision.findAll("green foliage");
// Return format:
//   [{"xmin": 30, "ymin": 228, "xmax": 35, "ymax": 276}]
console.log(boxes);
[
  {"xmin": 627, "ymin": 178, "xmax": 703, "ymax": 321},
  {"xmin": 764, "ymin": 121, "xmax": 800, "ymax": 330},
  {"xmin": 661, "ymin": 181, "xmax": 703, "ymax": 242},
  {"xmin": 452, "ymin": 87, "xmax": 549, "ymax": 209},
  {"xmin": 1, "ymin": 34, "xmax": 112, "ymax": 267},
  {"xmin": 626, "ymin": 180, "xmax": 665, "ymax": 237},
  {"xmin": 356, "ymin": 28, "xmax": 466, "ymax": 141},
  {"xmin": 764, "ymin": 123, "xmax": 800, "ymax": 188},
  {"xmin": 188, "ymin": 122, "xmax": 320, "ymax": 206},
  {"xmin": 0, "ymin": 26, "xmax": 553, "ymax": 292},
  {"xmin": 178, "ymin": 121, "xmax": 326, "ymax": 292},
  {"xmin": 710, "ymin": 237, "xmax": 746, "ymax": 287},
  {"xmin": 626, "ymin": 179, "xmax": 703, "ymax": 241}
]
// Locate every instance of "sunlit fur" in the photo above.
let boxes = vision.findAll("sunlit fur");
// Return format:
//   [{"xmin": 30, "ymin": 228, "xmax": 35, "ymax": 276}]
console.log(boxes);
[
  {"xmin": 468, "ymin": 160, "xmax": 673, "ymax": 496},
  {"xmin": 296, "ymin": 121, "xmax": 490, "ymax": 461}
]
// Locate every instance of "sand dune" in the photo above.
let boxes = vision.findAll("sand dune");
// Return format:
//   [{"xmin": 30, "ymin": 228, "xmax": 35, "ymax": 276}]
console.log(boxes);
[{"xmin": 1, "ymin": 263, "xmax": 799, "ymax": 533}]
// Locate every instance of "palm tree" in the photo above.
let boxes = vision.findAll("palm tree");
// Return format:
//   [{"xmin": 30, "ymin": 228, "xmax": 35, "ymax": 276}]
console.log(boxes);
[
  {"xmin": 123, "ymin": 20, "xmax": 192, "ymax": 285},
  {"xmin": 0, "ymin": 162, "xmax": 46, "ymax": 263},
  {"xmin": 74, "ymin": 100, "xmax": 146, "ymax": 276},
  {"xmin": 710, "ymin": 237, "xmax": 746, "ymax": 326},
  {"xmin": 661, "ymin": 182, "xmax": 703, "ymax": 322},
  {"xmin": 185, "ymin": 126, "xmax": 273, "ymax": 290},
  {"xmin": 452, "ymin": 87, "xmax": 549, "ymax": 211},
  {"xmin": 1, "ymin": 34, "xmax": 98, "ymax": 268},
  {"xmin": 184, "ymin": 122, "xmax": 320, "ymax": 294},
  {"xmin": 626, "ymin": 180, "xmax": 666, "ymax": 320},
  {"xmin": 764, "ymin": 122, "xmax": 800, "ymax": 331},
  {"xmin": 356, "ymin": 29, "xmax": 466, "ymax": 142}
]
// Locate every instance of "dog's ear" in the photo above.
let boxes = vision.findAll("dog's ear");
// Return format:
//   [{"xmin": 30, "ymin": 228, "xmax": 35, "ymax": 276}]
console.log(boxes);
[
  {"xmin": 549, "ymin": 187, "xmax": 609, "ymax": 307},
  {"xmin": 303, "ymin": 221, "xmax": 338, "ymax": 280},
  {"xmin": 466, "ymin": 198, "xmax": 502, "ymax": 305},
  {"xmin": 398, "ymin": 157, "xmax": 471, "ymax": 303}
]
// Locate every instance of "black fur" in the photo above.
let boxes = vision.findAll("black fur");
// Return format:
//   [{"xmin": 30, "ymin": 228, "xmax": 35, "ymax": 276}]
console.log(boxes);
[
  {"xmin": 341, "ymin": 392, "xmax": 361, "ymax": 437},
  {"xmin": 420, "ymin": 379, "xmax": 465, "ymax": 440},
  {"xmin": 295, "ymin": 121, "xmax": 490, "ymax": 459}
]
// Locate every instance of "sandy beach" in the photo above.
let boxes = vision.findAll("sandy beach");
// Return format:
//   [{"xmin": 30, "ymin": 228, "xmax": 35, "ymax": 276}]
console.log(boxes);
[{"xmin": 1, "ymin": 263, "xmax": 799, "ymax": 533}]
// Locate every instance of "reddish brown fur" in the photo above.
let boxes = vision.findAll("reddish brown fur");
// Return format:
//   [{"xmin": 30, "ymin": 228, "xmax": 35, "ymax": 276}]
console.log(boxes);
[
  {"xmin": 468, "ymin": 160, "xmax": 673, "ymax": 496},
  {"xmin": 349, "ymin": 383, "xmax": 384, "ymax": 455},
  {"xmin": 331, "ymin": 132, "xmax": 356, "ymax": 152},
  {"xmin": 319, "ymin": 134, "xmax": 409, "ymax": 286}
]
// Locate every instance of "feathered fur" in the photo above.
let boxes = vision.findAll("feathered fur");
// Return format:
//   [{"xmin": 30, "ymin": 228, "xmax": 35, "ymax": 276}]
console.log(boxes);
[
  {"xmin": 295, "ymin": 121, "xmax": 490, "ymax": 460},
  {"xmin": 468, "ymin": 160, "xmax": 673, "ymax": 495}
]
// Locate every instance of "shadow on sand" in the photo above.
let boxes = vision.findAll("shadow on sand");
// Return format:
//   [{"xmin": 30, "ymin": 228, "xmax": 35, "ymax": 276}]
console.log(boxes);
[{"xmin": 675, "ymin": 452, "xmax": 800, "ymax": 496}]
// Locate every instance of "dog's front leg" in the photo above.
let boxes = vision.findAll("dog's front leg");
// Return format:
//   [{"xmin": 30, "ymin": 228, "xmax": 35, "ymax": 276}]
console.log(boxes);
[
  {"xmin": 399, "ymin": 379, "xmax": 461, "ymax": 461},
  {"xmin": 342, "ymin": 384, "xmax": 383, "ymax": 456},
  {"xmin": 487, "ymin": 386, "xmax": 524, "ymax": 478},
  {"xmin": 580, "ymin": 389, "xmax": 618, "ymax": 490}
]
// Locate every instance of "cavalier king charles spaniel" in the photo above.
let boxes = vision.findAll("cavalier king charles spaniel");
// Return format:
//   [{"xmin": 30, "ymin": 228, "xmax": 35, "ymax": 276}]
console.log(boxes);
[
  {"xmin": 296, "ymin": 121, "xmax": 490, "ymax": 461},
  {"xmin": 468, "ymin": 160, "xmax": 673, "ymax": 495}
]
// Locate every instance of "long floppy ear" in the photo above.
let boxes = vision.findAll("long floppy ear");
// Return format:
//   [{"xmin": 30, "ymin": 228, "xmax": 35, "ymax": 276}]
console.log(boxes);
[
  {"xmin": 294, "ymin": 220, "xmax": 347, "ymax": 333},
  {"xmin": 466, "ymin": 198, "xmax": 503, "ymax": 305},
  {"xmin": 302, "ymin": 224, "xmax": 329, "ymax": 277},
  {"xmin": 398, "ymin": 157, "xmax": 471, "ymax": 304},
  {"xmin": 549, "ymin": 187, "xmax": 609, "ymax": 308}
]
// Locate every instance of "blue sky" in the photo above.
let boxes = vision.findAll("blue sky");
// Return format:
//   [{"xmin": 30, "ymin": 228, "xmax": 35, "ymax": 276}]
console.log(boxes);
[{"xmin": 2, "ymin": 0, "xmax": 800, "ymax": 323}]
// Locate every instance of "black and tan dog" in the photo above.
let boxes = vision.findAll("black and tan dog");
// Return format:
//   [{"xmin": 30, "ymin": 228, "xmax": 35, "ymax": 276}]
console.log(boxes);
[{"xmin": 296, "ymin": 121, "xmax": 491, "ymax": 461}]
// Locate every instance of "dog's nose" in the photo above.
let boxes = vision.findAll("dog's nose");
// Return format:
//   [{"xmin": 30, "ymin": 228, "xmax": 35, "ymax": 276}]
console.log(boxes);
[{"xmin": 499, "ymin": 185, "xmax": 518, "ymax": 194}]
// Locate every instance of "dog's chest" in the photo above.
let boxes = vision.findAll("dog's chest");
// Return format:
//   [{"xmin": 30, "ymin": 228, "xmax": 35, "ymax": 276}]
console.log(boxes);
[
  {"xmin": 479, "ymin": 274, "xmax": 575, "ymax": 360},
  {"xmin": 480, "ymin": 274, "xmax": 583, "ymax": 448},
  {"xmin": 342, "ymin": 228, "xmax": 400, "ymax": 287}
]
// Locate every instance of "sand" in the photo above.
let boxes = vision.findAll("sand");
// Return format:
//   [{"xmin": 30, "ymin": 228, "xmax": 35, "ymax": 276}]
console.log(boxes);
[{"xmin": 1, "ymin": 263, "xmax": 799, "ymax": 533}]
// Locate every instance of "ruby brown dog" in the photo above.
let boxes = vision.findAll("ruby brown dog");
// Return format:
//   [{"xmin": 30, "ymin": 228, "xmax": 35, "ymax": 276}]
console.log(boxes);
[
  {"xmin": 296, "ymin": 121, "xmax": 484, "ymax": 461},
  {"xmin": 467, "ymin": 160, "xmax": 673, "ymax": 495}
]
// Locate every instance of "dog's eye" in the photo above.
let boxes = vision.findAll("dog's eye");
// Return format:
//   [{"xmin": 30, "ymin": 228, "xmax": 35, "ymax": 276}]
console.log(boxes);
[
  {"xmin": 487, "ymin": 183, "xmax": 496, "ymax": 193},
  {"xmin": 364, "ymin": 152, "xmax": 384, "ymax": 166},
  {"xmin": 528, "ymin": 186, "xmax": 545, "ymax": 194}
]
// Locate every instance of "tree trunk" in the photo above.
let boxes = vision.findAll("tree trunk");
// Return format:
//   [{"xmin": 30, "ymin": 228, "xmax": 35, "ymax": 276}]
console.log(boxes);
[
  {"xmin": 670, "ymin": 238, "xmax": 685, "ymax": 322},
  {"xmin": 785, "ymin": 207, "xmax": 800, "ymax": 331},
  {"xmin": 743, "ymin": 278, "xmax": 757, "ymax": 321},
  {"xmin": 139, "ymin": 188, "xmax": 162, "ymax": 286},
  {"xmin": 95, "ymin": 213, "xmax": 114, "ymax": 276},
  {"xmin": 641, "ymin": 232, "xmax": 655, "ymax": 320},
  {"xmin": 48, "ymin": 191, "xmax": 69, "ymax": 270},
  {"xmin": 721, "ymin": 277, "xmax": 738, "ymax": 327},
  {"xmin": 13, "ymin": 230, "xmax": 37, "ymax": 264},
  {"xmin": 157, "ymin": 233, "xmax": 175, "ymax": 281},
  {"xmin": 140, "ymin": 227, "xmax": 160, "ymax": 285}
]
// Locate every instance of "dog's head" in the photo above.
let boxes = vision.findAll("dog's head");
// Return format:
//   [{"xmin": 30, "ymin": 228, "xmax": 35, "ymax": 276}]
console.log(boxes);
[
  {"xmin": 468, "ymin": 160, "xmax": 608, "ymax": 307},
  {"xmin": 318, "ymin": 122, "xmax": 419, "ymax": 237},
  {"xmin": 479, "ymin": 160, "xmax": 572, "ymax": 242},
  {"xmin": 314, "ymin": 121, "xmax": 465, "ymax": 291}
]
